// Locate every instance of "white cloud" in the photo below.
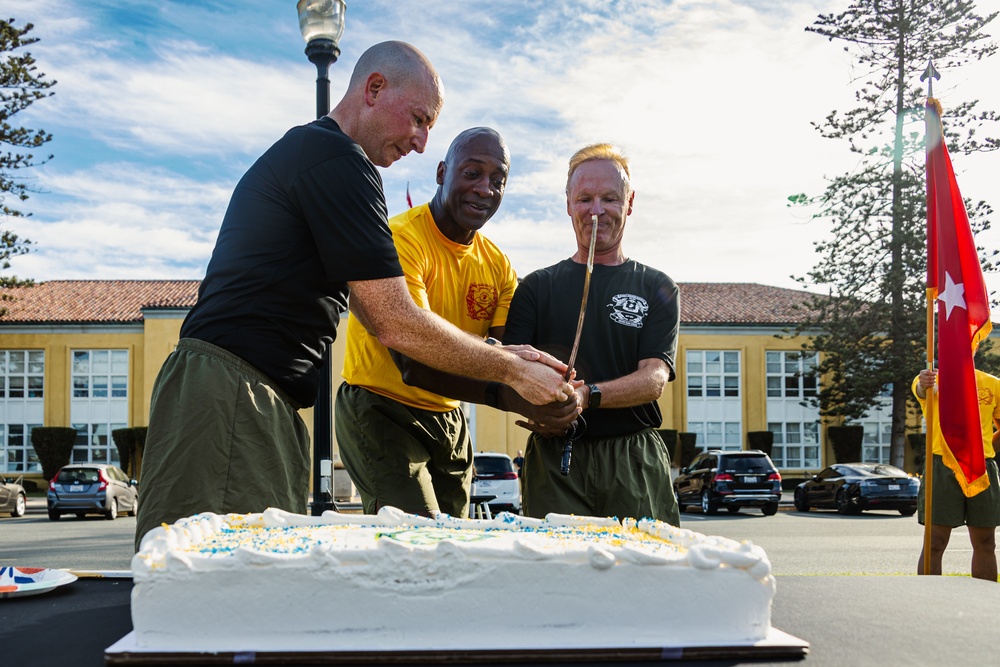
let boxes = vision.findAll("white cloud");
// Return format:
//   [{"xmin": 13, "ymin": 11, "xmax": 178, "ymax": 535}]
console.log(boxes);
[
  {"xmin": 4, "ymin": 0, "xmax": 999, "ymax": 300},
  {"xmin": 15, "ymin": 163, "xmax": 226, "ymax": 279}
]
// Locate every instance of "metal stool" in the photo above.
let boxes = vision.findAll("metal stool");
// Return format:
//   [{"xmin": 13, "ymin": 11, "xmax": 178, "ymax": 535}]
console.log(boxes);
[{"xmin": 469, "ymin": 494, "xmax": 495, "ymax": 520}]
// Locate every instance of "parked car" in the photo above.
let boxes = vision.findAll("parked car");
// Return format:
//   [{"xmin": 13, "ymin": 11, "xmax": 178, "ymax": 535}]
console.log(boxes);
[
  {"xmin": 47, "ymin": 464, "xmax": 138, "ymax": 521},
  {"xmin": 472, "ymin": 452, "xmax": 521, "ymax": 514},
  {"xmin": 674, "ymin": 449, "xmax": 782, "ymax": 516},
  {"xmin": 794, "ymin": 463, "xmax": 919, "ymax": 516},
  {"xmin": 1, "ymin": 475, "xmax": 27, "ymax": 518}
]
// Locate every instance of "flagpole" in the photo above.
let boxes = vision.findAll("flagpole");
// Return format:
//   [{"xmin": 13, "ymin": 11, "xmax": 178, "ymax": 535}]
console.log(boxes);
[
  {"xmin": 923, "ymin": 290, "xmax": 935, "ymax": 574},
  {"xmin": 920, "ymin": 59, "xmax": 940, "ymax": 575}
]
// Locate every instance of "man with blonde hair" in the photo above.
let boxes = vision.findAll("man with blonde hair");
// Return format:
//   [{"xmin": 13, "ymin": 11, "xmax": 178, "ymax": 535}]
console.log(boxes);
[
  {"xmin": 504, "ymin": 143, "xmax": 681, "ymax": 524},
  {"xmin": 136, "ymin": 43, "xmax": 572, "ymax": 547}
]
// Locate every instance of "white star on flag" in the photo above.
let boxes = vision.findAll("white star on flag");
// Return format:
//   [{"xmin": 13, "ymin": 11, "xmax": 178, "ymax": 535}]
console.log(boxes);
[{"xmin": 938, "ymin": 271, "xmax": 967, "ymax": 319}]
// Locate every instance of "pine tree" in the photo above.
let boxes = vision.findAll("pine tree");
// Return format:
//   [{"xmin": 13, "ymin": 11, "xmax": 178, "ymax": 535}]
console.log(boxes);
[
  {"xmin": 792, "ymin": 0, "xmax": 999, "ymax": 468},
  {"xmin": 0, "ymin": 18, "xmax": 55, "ymax": 287}
]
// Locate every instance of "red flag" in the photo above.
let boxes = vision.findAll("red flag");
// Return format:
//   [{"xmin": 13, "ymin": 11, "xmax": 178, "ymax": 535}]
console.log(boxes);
[
  {"xmin": 406, "ymin": 182, "xmax": 413, "ymax": 209},
  {"xmin": 926, "ymin": 98, "xmax": 992, "ymax": 497}
]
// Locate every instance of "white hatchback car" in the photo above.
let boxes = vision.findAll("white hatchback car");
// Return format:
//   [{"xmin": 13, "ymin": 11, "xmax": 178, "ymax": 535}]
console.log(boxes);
[{"xmin": 472, "ymin": 452, "xmax": 521, "ymax": 514}]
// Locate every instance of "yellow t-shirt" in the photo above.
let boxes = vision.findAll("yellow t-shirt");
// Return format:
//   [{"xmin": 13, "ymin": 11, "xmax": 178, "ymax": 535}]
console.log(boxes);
[
  {"xmin": 912, "ymin": 369, "xmax": 1000, "ymax": 458},
  {"xmin": 341, "ymin": 203, "xmax": 518, "ymax": 411}
]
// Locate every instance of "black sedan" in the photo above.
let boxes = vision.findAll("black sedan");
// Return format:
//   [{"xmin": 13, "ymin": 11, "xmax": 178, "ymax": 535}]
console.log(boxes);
[
  {"xmin": 1, "ymin": 475, "xmax": 27, "ymax": 517},
  {"xmin": 794, "ymin": 463, "xmax": 919, "ymax": 516}
]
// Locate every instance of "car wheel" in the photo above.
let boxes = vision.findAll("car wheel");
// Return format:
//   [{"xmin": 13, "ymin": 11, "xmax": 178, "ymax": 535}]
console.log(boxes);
[
  {"xmin": 106, "ymin": 497, "xmax": 118, "ymax": 521},
  {"xmin": 762, "ymin": 502, "xmax": 779, "ymax": 516},
  {"xmin": 701, "ymin": 490, "xmax": 719, "ymax": 515},
  {"xmin": 836, "ymin": 489, "xmax": 856, "ymax": 515},
  {"xmin": 674, "ymin": 486, "xmax": 686, "ymax": 513},
  {"xmin": 48, "ymin": 509, "xmax": 60, "ymax": 521},
  {"xmin": 793, "ymin": 489, "xmax": 810, "ymax": 512},
  {"xmin": 128, "ymin": 495, "xmax": 139, "ymax": 518},
  {"xmin": 899, "ymin": 507, "xmax": 917, "ymax": 517},
  {"xmin": 11, "ymin": 493, "xmax": 26, "ymax": 518},
  {"xmin": 726, "ymin": 506, "xmax": 740, "ymax": 514}
]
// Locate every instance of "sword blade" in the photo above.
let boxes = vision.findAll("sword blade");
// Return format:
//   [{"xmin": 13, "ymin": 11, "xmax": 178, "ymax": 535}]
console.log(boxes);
[{"xmin": 564, "ymin": 214, "xmax": 599, "ymax": 381}]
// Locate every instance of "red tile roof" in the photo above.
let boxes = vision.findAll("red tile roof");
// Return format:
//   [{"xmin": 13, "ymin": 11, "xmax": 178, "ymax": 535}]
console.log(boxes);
[
  {"xmin": 0, "ymin": 280, "xmax": 820, "ymax": 326},
  {"xmin": 679, "ymin": 282, "xmax": 820, "ymax": 325},
  {"xmin": 0, "ymin": 280, "xmax": 200, "ymax": 324}
]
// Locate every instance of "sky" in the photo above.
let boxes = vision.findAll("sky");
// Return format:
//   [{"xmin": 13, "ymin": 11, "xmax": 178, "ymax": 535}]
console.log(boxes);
[{"xmin": 5, "ymin": 0, "xmax": 1000, "ymax": 296}]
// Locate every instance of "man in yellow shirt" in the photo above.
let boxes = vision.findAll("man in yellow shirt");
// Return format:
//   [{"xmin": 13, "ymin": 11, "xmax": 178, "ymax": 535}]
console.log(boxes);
[
  {"xmin": 913, "ymin": 367, "xmax": 1000, "ymax": 581},
  {"xmin": 336, "ymin": 127, "xmax": 580, "ymax": 517}
]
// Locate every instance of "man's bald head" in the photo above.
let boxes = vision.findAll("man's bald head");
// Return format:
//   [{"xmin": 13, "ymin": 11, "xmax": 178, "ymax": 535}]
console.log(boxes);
[
  {"xmin": 347, "ymin": 41, "xmax": 442, "ymax": 95},
  {"xmin": 332, "ymin": 41, "xmax": 444, "ymax": 168}
]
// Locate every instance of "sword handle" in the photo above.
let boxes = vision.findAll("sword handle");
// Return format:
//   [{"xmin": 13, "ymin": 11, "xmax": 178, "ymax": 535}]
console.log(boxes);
[
  {"xmin": 560, "ymin": 441, "xmax": 573, "ymax": 476},
  {"xmin": 560, "ymin": 420, "xmax": 579, "ymax": 476}
]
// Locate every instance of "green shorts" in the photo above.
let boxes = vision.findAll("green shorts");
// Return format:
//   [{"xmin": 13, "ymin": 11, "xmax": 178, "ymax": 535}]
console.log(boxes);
[
  {"xmin": 135, "ymin": 339, "xmax": 310, "ymax": 550},
  {"xmin": 335, "ymin": 382, "xmax": 473, "ymax": 518},
  {"xmin": 918, "ymin": 454, "xmax": 1000, "ymax": 528},
  {"xmin": 521, "ymin": 427, "xmax": 680, "ymax": 526}
]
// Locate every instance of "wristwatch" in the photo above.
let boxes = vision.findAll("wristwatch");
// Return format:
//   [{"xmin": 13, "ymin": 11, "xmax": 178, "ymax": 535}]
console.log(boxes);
[{"xmin": 587, "ymin": 383, "xmax": 601, "ymax": 409}]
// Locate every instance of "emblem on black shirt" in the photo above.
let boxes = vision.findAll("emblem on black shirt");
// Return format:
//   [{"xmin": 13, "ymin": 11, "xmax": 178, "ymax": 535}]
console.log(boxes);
[{"xmin": 608, "ymin": 293, "xmax": 647, "ymax": 328}]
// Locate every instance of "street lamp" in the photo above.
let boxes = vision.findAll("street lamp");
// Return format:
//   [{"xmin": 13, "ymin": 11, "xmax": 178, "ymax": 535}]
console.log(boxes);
[
  {"xmin": 297, "ymin": 0, "xmax": 346, "ymax": 515},
  {"xmin": 297, "ymin": 0, "xmax": 346, "ymax": 119}
]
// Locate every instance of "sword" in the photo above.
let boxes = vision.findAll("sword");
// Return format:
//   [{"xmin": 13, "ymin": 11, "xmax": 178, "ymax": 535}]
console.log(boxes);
[{"xmin": 560, "ymin": 214, "xmax": 599, "ymax": 475}]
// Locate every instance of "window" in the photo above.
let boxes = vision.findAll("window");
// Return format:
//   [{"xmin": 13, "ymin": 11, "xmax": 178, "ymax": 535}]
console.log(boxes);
[
  {"xmin": 70, "ymin": 350, "xmax": 129, "ymax": 465},
  {"xmin": 0, "ymin": 350, "xmax": 44, "ymax": 473},
  {"xmin": 766, "ymin": 351, "xmax": 818, "ymax": 399},
  {"xmin": 73, "ymin": 350, "xmax": 128, "ymax": 399},
  {"xmin": 686, "ymin": 350, "xmax": 742, "ymax": 451},
  {"xmin": 766, "ymin": 351, "xmax": 821, "ymax": 469},
  {"xmin": 687, "ymin": 351, "xmax": 740, "ymax": 397},
  {"xmin": 769, "ymin": 421, "xmax": 820, "ymax": 469},
  {"xmin": 861, "ymin": 388, "xmax": 893, "ymax": 464}
]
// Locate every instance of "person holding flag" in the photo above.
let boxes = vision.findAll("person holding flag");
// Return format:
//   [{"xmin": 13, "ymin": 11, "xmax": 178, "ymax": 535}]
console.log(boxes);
[
  {"xmin": 915, "ymin": 88, "xmax": 999, "ymax": 582},
  {"xmin": 913, "ymin": 368, "xmax": 1000, "ymax": 581}
]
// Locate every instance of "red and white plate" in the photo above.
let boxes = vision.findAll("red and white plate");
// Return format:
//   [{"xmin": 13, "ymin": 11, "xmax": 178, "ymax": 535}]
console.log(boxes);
[{"xmin": 0, "ymin": 567, "xmax": 78, "ymax": 599}]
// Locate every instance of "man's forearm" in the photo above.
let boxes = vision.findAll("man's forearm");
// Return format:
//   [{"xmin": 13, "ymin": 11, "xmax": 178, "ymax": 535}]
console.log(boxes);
[
  {"xmin": 588, "ymin": 359, "xmax": 669, "ymax": 409},
  {"xmin": 349, "ymin": 277, "xmax": 570, "ymax": 405},
  {"xmin": 390, "ymin": 348, "xmax": 496, "ymax": 404}
]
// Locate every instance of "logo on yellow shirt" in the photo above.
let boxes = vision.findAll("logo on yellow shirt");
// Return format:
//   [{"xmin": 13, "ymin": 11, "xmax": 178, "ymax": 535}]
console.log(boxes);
[
  {"xmin": 979, "ymin": 387, "xmax": 994, "ymax": 405},
  {"xmin": 466, "ymin": 283, "xmax": 498, "ymax": 321}
]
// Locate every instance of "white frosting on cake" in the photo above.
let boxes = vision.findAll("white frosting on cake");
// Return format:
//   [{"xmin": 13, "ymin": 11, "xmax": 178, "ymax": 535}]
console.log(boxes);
[{"xmin": 131, "ymin": 507, "xmax": 776, "ymax": 652}]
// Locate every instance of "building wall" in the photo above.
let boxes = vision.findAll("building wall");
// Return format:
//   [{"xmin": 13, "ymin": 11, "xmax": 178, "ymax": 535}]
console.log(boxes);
[{"xmin": 1, "ymin": 311, "xmax": 939, "ymax": 486}]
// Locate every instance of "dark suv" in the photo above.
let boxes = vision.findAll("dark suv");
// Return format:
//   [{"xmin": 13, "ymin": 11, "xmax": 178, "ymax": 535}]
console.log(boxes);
[{"xmin": 674, "ymin": 450, "xmax": 782, "ymax": 516}]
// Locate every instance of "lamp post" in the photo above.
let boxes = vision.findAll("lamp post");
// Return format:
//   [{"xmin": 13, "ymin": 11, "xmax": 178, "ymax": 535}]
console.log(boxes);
[
  {"xmin": 297, "ymin": 0, "xmax": 345, "ymax": 515},
  {"xmin": 297, "ymin": 0, "xmax": 345, "ymax": 119}
]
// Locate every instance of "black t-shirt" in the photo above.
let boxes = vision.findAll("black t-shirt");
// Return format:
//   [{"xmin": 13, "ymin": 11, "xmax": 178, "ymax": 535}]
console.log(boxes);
[
  {"xmin": 181, "ymin": 117, "xmax": 403, "ymax": 407},
  {"xmin": 503, "ymin": 259, "xmax": 679, "ymax": 438}
]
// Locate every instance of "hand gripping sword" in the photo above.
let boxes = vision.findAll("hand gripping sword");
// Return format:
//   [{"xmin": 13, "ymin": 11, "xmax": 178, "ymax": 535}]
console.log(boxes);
[{"xmin": 560, "ymin": 215, "xmax": 598, "ymax": 475}]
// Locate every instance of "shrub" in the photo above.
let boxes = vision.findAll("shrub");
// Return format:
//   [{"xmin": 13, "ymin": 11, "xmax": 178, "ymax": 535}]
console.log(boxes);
[
  {"xmin": 657, "ymin": 429, "xmax": 679, "ymax": 465},
  {"xmin": 828, "ymin": 425, "xmax": 864, "ymax": 463},
  {"xmin": 31, "ymin": 427, "xmax": 78, "ymax": 481},
  {"xmin": 747, "ymin": 431, "xmax": 774, "ymax": 456},
  {"xmin": 908, "ymin": 433, "xmax": 927, "ymax": 473},
  {"xmin": 112, "ymin": 427, "xmax": 147, "ymax": 478},
  {"xmin": 679, "ymin": 432, "xmax": 701, "ymax": 468}
]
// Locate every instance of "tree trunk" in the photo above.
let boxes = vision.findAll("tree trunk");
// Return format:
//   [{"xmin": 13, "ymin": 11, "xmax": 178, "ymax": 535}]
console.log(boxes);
[{"xmin": 887, "ymin": 3, "xmax": 909, "ymax": 471}]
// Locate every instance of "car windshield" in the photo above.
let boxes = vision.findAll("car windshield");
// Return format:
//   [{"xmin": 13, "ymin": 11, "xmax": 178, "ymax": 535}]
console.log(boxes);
[
  {"xmin": 722, "ymin": 456, "xmax": 772, "ymax": 473},
  {"xmin": 475, "ymin": 457, "xmax": 513, "ymax": 475},
  {"xmin": 866, "ymin": 464, "xmax": 908, "ymax": 477},
  {"xmin": 56, "ymin": 468, "xmax": 100, "ymax": 484}
]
